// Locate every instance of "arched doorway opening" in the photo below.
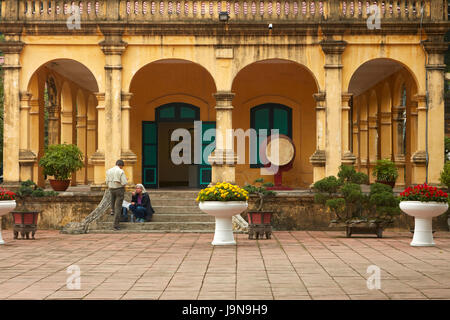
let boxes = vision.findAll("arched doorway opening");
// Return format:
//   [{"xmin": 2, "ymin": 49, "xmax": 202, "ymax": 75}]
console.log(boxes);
[
  {"xmin": 26, "ymin": 59, "xmax": 99, "ymax": 187},
  {"xmin": 348, "ymin": 58, "xmax": 418, "ymax": 187},
  {"xmin": 129, "ymin": 59, "xmax": 217, "ymax": 189},
  {"xmin": 231, "ymin": 59, "xmax": 318, "ymax": 188}
]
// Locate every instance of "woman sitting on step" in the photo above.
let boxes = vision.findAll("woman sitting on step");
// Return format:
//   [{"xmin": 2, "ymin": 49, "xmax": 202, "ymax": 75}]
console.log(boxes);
[{"xmin": 130, "ymin": 184, "xmax": 155, "ymax": 222}]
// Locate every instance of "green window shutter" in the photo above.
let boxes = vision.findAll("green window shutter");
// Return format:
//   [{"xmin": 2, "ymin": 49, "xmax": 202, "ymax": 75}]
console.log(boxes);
[
  {"xmin": 250, "ymin": 104, "xmax": 292, "ymax": 167},
  {"xmin": 198, "ymin": 122, "xmax": 215, "ymax": 188},
  {"xmin": 142, "ymin": 122, "xmax": 158, "ymax": 189}
]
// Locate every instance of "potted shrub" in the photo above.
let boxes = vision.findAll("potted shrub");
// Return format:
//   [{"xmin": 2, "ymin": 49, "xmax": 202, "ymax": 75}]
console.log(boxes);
[
  {"xmin": 399, "ymin": 183, "xmax": 448, "ymax": 246},
  {"xmin": 372, "ymin": 159, "xmax": 398, "ymax": 188},
  {"xmin": 0, "ymin": 187, "xmax": 16, "ymax": 244},
  {"xmin": 196, "ymin": 182, "xmax": 249, "ymax": 245},
  {"xmin": 242, "ymin": 178, "xmax": 277, "ymax": 239},
  {"xmin": 11, "ymin": 180, "xmax": 58, "ymax": 240},
  {"xmin": 313, "ymin": 165, "xmax": 399, "ymax": 238},
  {"xmin": 439, "ymin": 161, "xmax": 450, "ymax": 231},
  {"xmin": 38, "ymin": 143, "xmax": 84, "ymax": 191}
]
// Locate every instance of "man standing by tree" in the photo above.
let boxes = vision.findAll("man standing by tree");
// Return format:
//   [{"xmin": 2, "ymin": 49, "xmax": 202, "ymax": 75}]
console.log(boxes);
[{"xmin": 106, "ymin": 160, "xmax": 127, "ymax": 230}]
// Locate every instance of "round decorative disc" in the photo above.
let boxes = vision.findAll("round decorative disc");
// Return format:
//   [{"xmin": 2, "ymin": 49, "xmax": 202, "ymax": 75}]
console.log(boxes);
[{"xmin": 265, "ymin": 135, "xmax": 295, "ymax": 166}]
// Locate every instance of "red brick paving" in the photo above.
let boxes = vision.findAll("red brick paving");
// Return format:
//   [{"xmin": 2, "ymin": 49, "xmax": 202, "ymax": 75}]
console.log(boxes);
[{"xmin": 0, "ymin": 230, "xmax": 449, "ymax": 300}]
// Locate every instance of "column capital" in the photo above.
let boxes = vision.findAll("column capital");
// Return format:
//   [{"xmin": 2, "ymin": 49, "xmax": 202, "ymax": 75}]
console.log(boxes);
[
  {"xmin": 412, "ymin": 94, "xmax": 427, "ymax": 106},
  {"xmin": 94, "ymin": 92, "xmax": 105, "ymax": 102},
  {"xmin": 214, "ymin": 92, "xmax": 235, "ymax": 109},
  {"xmin": 214, "ymin": 91, "xmax": 235, "ymax": 102},
  {"xmin": 341, "ymin": 92, "xmax": 353, "ymax": 104},
  {"xmin": 309, "ymin": 150, "xmax": 326, "ymax": 166},
  {"xmin": 411, "ymin": 151, "xmax": 427, "ymax": 164},
  {"xmin": 19, "ymin": 91, "xmax": 32, "ymax": 103},
  {"xmin": 313, "ymin": 92, "xmax": 326, "ymax": 109},
  {"xmin": 319, "ymin": 40, "xmax": 347, "ymax": 55},
  {"xmin": 121, "ymin": 92, "xmax": 134, "ymax": 102},
  {"xmin": 0, "ymin": 40, "xmax": 24, "ymax": 54},
  {"xmin": 422, "ymin": 41, "xmax": 448, "ymax": 55},
  {"xmin": 99, "ymin": 40, "xmax": 127, "ymax": 56}
]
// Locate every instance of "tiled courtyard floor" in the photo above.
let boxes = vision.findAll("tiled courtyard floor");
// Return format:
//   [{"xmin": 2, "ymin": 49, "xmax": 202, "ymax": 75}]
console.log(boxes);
[{"xmin": 0, "ymin": 230, "xmax": 449, "ymax": 300}]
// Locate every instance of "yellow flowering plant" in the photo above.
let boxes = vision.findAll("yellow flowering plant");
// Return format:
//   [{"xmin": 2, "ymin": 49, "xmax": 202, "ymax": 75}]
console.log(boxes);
[{"xmin": 196, "ymin": 182, "xmax": 249, "ymax": 202}]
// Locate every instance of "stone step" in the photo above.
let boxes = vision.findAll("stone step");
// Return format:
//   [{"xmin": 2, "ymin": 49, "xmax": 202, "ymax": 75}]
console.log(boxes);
[
  {"xmin": 150, "ymin": 199, "xmax": 197, "ymax": 206},
  {"xmin": 146, "ymin": 191, "xmax": 200, "ymax": 200},
  {"xmin": 152, "ymin": 206, "xmax": 203, "ymax": 214},
  {"xmin": 92, "ymin": 221, "xmax": 215, "ymax": 231},
  {"xmin": 151, "ymin": 214, "xmax": 214, "ymax": 222},
  {"xmin": 88, "ymin": 229, "xmax": 216, "ymax": 234}
]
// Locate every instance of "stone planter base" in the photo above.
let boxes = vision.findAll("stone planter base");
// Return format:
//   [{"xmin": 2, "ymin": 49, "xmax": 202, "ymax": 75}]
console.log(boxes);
[
  {"xmin": 11, "ymin": 211, "xmax": 40, "ymax": 240},
  {"xmin": 330, "ymin": 220, "xmax": 392, "ymax": 238},
  {"xmin": 199, "ymin": 201, "xmax": 248, "ymax": 246}
]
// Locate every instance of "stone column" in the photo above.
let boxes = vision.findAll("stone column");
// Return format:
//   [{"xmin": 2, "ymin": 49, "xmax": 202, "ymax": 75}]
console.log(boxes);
[
  {"xmin": 380, "ymin": 111, "xmax": 392, "ymax": 160},
  {"xmin": 320, "ymin": 40, "xmax": 346, "ymax": 176},
  {"xmin": 121, "ymin": 92, "xmax": 137, "ymax": 188},
  {"xmin": 411, "ymin": 94, "xmax": 427, "ymax": 184},
  {"xmin": 89, "ymin": 93, "xmax": 106, "ymax": 190},
  {"xmin": 47, "ymin": 103, "xmax": 60, "ymax": 146},
  {"xmin": 19, "ymin": 92, "xmax": 37, "ymax": 182},
  {"xmin": 423, "ymin": 41, "xmax": 448, "ymax": 185},
  {"xmin": 359, "ymin": 117, "xmax": 369, "ymax": 176},
  {"xmin": 309, "ymin": 92, "xmax": 326, "ymax": 183},
  {"xmin": 76, "ymin": 113, "xmax": 87, "ymax": 185},
  {"xmin": 99, "ymin": 29, "xmax": 126, "ymax": 172},
  {"xmin": 368, "ymin": 115, "xmax": 378, "ymax": 183},
  {"xmin": 341, "ymin": 92, "xmax": 356, "ymax": 165},
  {"xmin": 392, "ymin": 104, "xmax": 406, "ymax": 187},
  {"xmin": 0, "ymin": 36, "xmax": 24, "ymax": 188},
  {"xmin": 209, "ymin": 92, "xmax": 238, "ymax": 184}
]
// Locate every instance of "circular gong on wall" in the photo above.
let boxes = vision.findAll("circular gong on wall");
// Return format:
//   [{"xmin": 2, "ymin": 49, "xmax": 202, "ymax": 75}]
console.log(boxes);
[{"xmin": 265, "ymin": 135, "xmax": 295, "ymax": 167}]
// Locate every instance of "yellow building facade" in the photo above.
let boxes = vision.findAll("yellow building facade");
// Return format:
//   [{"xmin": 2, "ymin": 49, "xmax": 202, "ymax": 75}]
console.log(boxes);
[{"xmin": 0, "ymin": 0, "xmax": 448, "ymax": 190}]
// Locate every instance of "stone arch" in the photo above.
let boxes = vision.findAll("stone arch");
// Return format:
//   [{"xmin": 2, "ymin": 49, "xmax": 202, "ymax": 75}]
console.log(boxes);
[
  {"xmin": 231, "ymin": 58, "xmax": 319, "ymax": 188},
  {"xmin": 128, "ymin": 58, "xmax": 218, "ymax": 186}
]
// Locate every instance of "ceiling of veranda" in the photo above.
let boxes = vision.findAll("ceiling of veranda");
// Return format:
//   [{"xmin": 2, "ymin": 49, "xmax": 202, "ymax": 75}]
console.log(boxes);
[
  {"xmin": 348, "ymin": 59, "xmax": 404, "ymax": 96},
  {"xmin": 46, "ymin": 59, "xmax": 99, "ymax": 92}
]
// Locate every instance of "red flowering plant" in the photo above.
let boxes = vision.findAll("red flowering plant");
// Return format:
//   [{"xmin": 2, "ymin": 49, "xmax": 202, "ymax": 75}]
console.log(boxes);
[
  {"xmin": 399, "ymin": 183, "xmax": 448, "ymax": 203},
  {"xmin": 0, "ymin": 187, "xmax": 16, "ymax": 201}
]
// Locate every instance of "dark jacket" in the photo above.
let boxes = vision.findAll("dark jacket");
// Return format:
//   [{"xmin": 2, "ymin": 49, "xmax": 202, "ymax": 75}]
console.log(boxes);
[{"xmin": 131, "ymin": 192, "xmax": 155, "ymax": 218}]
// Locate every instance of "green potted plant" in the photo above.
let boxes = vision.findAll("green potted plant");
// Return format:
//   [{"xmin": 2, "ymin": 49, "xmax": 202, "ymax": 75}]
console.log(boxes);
[
  {"xmin": 372, "ymin": 159, "xmax": 398, "ymax": 188},
  {"xmin": 242, "ymin": 178, "xmax": 277, "ymax": 239},
  {"xmin": 11, "ymin": 180, "xmax": 58, "ymax": 240},
  {"xmin": 313, "ymin": 165, "xmax": 399, "ymax": 238},
  {"xmin": 439, "ymin": 161, "xmax": 450, "ymax": 231},
  {"xmin": 38, "ymin": 143, "xmax": 84, "ymax": 191}
]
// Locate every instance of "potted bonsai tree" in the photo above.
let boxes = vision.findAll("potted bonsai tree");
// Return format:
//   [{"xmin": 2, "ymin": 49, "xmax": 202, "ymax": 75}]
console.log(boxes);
[
  {"xmin": 439, "ymin": 161, "xmax": 450, "ymax": 231},
  {"xmin": 313, "ymin": 165, "xmax": 400, "ymax": 238},
  {"xmin": 242, "ymin": 178, "xmax": 277, "ymax": 239},
  {"xmin": 399, "ymin": 183, "xmax": 448, "ymax": 246},
  {"xmin": 11, "ymin": 180, "xmax": 58, "ymax": 240},
  {"xmin": 0, "ymin": 187, "xmax": 16, "ymax": 244},
  {"xmin": 38, "ymin": 143, "xmax": 84, "ymax": 191},
  {"xmin": 196, "ymin": 182, "xmax": 249, "ymax": 245},
  {"xmin": 372, "ymin": 159, "xmax": 398, "ymax": 188}
]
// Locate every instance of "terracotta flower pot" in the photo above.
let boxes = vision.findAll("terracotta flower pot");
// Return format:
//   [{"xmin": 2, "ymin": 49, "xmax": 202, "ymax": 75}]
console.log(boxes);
[
  {"xmin": 11, "ymin": 211, "xmax": 40, "ymax": 240},
  {"xmin": 49, "ymin": 179, "xmax": 71, "ymax": 191}
]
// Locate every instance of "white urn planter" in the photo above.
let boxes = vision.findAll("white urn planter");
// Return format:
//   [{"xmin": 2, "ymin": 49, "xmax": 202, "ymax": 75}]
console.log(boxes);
[
  {"xmin": 0, "ymin": 200, "xmax": 16, "ymax": 244},
  {"xmin": 399, "ymin": 201, "xmax": 448, "ymax": 246},
  {"xmin": 199, "ymin": 201, "xmax": 248, "ymax": 245}
]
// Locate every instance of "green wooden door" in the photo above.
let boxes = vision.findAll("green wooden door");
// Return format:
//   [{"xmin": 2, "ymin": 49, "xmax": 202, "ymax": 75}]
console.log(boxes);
[
  {"xmin": 198, "ymin": 121, "xmax": 216, "ymax": 188},
  {"xmin": 250, "ymin": 104, "xmax": 292, "ymax": 167},
  {"xmin": 142, "ymin": 121, "xmax": 158, "ymax": 189}
]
